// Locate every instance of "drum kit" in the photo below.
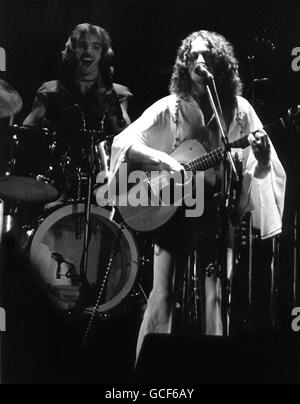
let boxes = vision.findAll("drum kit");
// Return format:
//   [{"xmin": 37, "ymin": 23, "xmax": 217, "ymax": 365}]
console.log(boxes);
[{"xmin": 0, "ymin": 79, "xmax": 148, "ymax": 332}]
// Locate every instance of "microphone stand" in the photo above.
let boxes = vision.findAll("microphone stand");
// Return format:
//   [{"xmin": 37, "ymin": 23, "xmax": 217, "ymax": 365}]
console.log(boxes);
[
  {"xmin": 206, "ymin": 79, "xmax": 239, "ymax": 183},
  {"xmin": 205, "ymin": 77, "xmax": 239, "ymax": 336},
  {"xmin": 73, "ymin": 102, "xmax": 107, "ymax": 311},
  {"xmin": 79, "ymin": 129, "xmax": 101, "ymax": 306}
]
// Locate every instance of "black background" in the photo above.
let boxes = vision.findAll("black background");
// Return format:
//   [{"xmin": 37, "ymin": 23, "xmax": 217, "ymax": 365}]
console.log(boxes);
[
  {"xmin": 1, "ymin": 0, "xmax": 300, "ymax": 119},
  {"xmin": 1, "ymin": 0, "xmax": 300, "ymax": 384},
  {"xmin": 1, "ymin": 0, "xmax": 300, "ymax": 216}
]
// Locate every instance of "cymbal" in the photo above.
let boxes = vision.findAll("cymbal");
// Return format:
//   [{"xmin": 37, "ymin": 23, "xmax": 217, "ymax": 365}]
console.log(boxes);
[
  {"xmin": 0, "ymin": 176, "xmax": 59, "ymax": 203},
  {"xmin": 0, "ymin": 79, "xmax": 23, "ymax": 118}
]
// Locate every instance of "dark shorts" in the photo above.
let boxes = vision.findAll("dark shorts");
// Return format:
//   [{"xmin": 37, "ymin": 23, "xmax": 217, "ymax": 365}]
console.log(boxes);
[{"xmin": 152, "ymin": 199, "xmax": 219, "ymax": 255}]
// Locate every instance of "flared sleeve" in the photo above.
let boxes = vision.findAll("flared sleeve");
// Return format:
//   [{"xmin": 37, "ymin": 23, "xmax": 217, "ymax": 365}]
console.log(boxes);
[
  {"xmin": 237, "ymin": 98, "xmax": 286, "ymax": 239},
  {"xmin": 109, "ymin": 96, "xmax": 175, "ymax": 183}
]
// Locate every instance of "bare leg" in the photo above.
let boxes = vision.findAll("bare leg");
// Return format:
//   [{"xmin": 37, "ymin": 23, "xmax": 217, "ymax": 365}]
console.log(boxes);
[
  {"xmin": 205, "ymin": 273, "xmax": 223, "ymax": 335},
  {"xmin": 136, "ymin": 244, "xmax": 175, "ymax": 363}
]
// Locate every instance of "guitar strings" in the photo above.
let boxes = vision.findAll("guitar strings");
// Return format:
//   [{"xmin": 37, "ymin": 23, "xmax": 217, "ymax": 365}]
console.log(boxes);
[{"xmin": 145, "ymin": 134, "xmax": 250, "ymax": 188}]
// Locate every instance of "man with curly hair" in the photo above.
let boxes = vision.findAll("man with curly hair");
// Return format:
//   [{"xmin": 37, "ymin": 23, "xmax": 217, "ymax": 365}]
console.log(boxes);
[
  {"xmin": 107, "ymin": 30, "xmax": 286, "ymax": 360},
  {"xmin": 24, "ymin": 23, "xmax": 132, "ymax": 203}
]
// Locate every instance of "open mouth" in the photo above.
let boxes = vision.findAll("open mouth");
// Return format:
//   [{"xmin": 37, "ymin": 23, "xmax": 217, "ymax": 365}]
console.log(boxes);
[{"xmin": 81, "ymin": 58, "xmax": 94, "ymax": 67}]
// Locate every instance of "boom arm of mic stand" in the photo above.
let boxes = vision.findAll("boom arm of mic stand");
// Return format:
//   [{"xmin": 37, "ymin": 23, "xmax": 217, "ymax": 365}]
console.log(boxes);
[{"xmin": 205, "ymin": 82, "xmax": 239, "ymax": 182}]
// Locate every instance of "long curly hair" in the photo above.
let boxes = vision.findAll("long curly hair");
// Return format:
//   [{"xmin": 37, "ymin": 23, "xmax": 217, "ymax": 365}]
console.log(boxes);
[
  {"xmin": 61, "ymin": 23, "xmax": 114, "ymax": 88},
  {"xmin": 169, "ymin": 30, "xmax": 243, "ymax": 121}
]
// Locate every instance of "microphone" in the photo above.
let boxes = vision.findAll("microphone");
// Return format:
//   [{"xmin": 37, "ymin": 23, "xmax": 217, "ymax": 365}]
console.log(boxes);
[
  {"xmin": 51, "ymin": 252, "xmax": 77, "ymax": 280},
  {"xmin": 51, "ymin": 252, "xmax": 65, "ymax": 264},
  {"xmin": 194, "ymin": 63, "xmax": 213, "ymax": 81}
]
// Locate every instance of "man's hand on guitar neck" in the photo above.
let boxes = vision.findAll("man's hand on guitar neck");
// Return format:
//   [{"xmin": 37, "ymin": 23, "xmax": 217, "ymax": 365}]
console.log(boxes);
[{"xmin": 248, "ymin": 130, "xmax": 271, "ymax": 170}]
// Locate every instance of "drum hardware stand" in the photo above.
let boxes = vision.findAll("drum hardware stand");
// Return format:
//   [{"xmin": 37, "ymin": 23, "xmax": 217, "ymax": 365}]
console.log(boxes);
[
  {"xmin": 233, "ymin": 212, "xmax": 255, "ymax": 331},
  {"xmin": 247, "ymin": 216, "xmax": 254, "ymax": 331},
  {"xmin": 175, "ymin": 249, "xmax": 208, "ymax": 335},
  {"xmin": 182, "ymin": 251, "xmax": 200, "ymax": 325},
  {"xmin": 271, "ymin": 235, "xmax": 280, "ymax": 329},
  {"xmin": 244, "ymin": 214, "xmax": 256, "ymax": 332},
  {"xmin": 73, "ymin": 101, "xmax": 99, "ymax": 299},
  {"xmin": 137, "ymin": 283, "xmax": 148, "ymax": 303},
  {"xmin": 74, "ymin": 103, "xmax": 115, "ymax": 312},
  {"xmin": 293, "ymin": 210, "xmax": 298, "ymax": 308},
  {"xmin": 78, "ymin": 108, "xmax": 125, "ymax": 345},
  {"xmin": 78, "ymin": 128, "xmax": 101, "ymax": 305},
  {"xmin": 76, "ymin": 167, "xmax": 83, "ymax": 202},
  {"xmin": 82, "ymin": 224, "xmax": 124, "ymax": 347}
]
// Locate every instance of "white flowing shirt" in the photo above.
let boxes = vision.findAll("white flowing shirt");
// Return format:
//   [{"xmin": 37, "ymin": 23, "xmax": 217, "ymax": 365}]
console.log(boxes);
[{"xmin": 108, "ymin": 95, "xmax": 286, "ymax": 239}]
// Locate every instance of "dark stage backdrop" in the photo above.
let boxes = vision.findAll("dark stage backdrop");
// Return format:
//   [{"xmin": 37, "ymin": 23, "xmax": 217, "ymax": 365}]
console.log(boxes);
[
  {"xmin": 4, "ymin": 0, "xmax": 300, "ymax": 285},
  {"xmin": 4, "ymin": 0, "xmax": 300, "ymax": 119},
  {"xmin": 3, "ymin": 0, "xmax": 300, "ymax": 201},
  {"xmin": 1, "ymin": 0, "xmax": 300, "ymax": 383}
]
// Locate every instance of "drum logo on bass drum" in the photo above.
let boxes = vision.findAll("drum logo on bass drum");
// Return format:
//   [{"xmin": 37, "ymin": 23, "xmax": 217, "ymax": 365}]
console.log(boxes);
[{"xmin": 0, "ymin": 47, "xmax": 6, "ymax": 72}]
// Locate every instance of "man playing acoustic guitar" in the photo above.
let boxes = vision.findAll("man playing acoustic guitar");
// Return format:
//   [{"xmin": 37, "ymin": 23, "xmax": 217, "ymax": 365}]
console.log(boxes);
[{"xmin": 106, "ymin": 30, "xmax": 286, "ymax": 361}]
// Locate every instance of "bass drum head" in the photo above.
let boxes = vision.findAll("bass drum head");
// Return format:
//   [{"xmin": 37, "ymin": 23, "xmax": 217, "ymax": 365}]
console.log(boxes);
[{"xmin": 30, "ymin": 204, "xmax": 138, "ymax": 317}]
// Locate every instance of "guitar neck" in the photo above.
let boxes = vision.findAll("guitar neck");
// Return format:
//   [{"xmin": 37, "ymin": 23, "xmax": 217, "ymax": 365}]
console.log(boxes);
[
  {"xmin": 186, "ymin": 134, "xmax": 250, "ymax": 173},
  {"xmin": 184, "ymin": 105, "xmax": 300, "ymax": 173}
]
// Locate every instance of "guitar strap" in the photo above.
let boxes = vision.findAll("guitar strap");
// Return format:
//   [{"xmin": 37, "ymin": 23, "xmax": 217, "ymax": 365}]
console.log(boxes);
[{"xmin": 171, "ymin": 97, "xmax": 181, "ymax": 150}]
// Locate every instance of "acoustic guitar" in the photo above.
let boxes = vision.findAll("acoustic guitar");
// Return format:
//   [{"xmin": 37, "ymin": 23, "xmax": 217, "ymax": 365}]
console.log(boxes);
[{"xmin": 98, "ymin": 106, "xmax": 298, "ymax": 232}]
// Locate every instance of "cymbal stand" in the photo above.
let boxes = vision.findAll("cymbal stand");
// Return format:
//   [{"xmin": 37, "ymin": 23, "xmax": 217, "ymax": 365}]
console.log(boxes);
[
  {"xmin": 293, "ymin": 210, "xmax": 298, "ymax": 308},
  {"xmin": 271, "ymin": 234, "xmax": 280, "ymax": 329},
  {"xmin": 79, "ymin": 129, "xmax": 102, "ymax": 296}
]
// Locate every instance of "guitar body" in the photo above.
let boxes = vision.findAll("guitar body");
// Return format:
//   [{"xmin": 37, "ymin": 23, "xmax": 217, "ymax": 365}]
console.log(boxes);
[{"xmin": 118, "ymin": 139, "xmax": 217, "ymax": 232}]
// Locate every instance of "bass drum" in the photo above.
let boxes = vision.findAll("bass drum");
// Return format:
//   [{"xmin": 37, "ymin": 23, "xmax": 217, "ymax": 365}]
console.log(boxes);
[{"xmin": 29, "ymin": 204, "xmax": 139, "ymax": 318}]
